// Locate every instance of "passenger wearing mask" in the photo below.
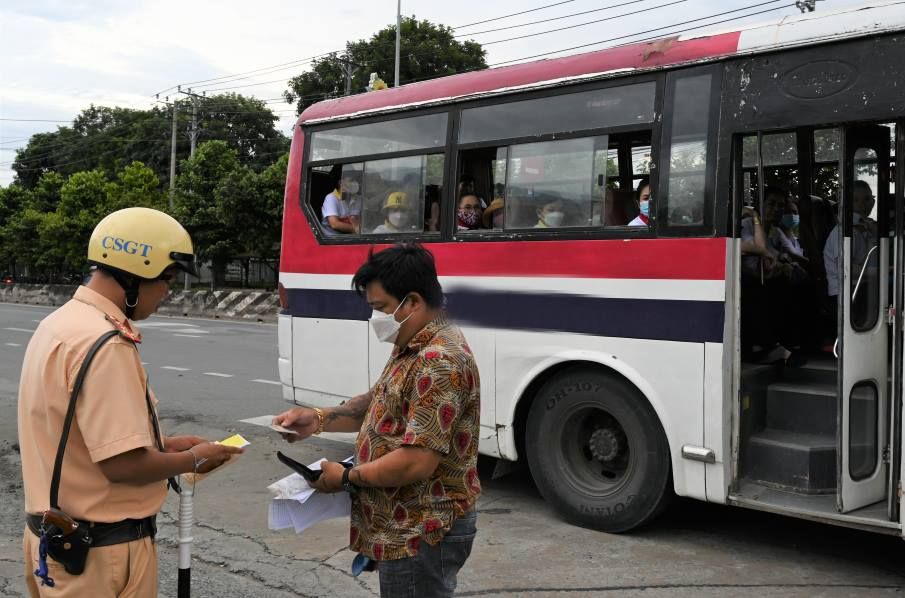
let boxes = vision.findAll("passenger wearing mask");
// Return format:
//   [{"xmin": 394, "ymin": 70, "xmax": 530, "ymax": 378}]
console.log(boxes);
[
  {"xmin": 824, "ymin": 180, "xmax": 877, "ymax": 300},
  {"xmin": 372, "ymin": 192, "xmax": 415, "ymax": 234},
  {"xmin": 740, "ymin": 187, "xmax": 809, "ymax": 365},
  {"xmin": 483, "ymin": 197, "xmax": 505, "ymax": 230},
  {"xmin": 764, "ymin": 190, "xmax": 809, "ymax": 277},
  {"xmin": 534, "ymin": 200, "xmax": 565, "ymax": 228},
  {"xmin": 322, "ymin": 173, "xmax": 361, "ymax": 235},
  {"xmin": 628, "ymin": 179, "xmax": 651, "ymax": 226},
  {"xmin": 456, "ymin": 194, "xmax": 482, "ymax": 231}
]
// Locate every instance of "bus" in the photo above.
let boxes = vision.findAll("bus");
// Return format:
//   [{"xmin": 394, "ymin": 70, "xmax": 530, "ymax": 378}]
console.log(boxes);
[{"xmin": 277, "ymin": 1, "xmax": 905, "ymax": 535}]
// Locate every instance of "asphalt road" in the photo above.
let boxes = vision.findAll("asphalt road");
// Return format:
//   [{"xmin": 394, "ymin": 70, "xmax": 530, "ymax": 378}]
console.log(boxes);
[{"xmin": 2, "ymin": 302, "xmax": 905, "ymax": 597}]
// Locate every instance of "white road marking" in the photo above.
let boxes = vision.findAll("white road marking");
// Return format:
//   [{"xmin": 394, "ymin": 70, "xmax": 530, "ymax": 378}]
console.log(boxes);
[
  {"xmin": 251, "ymin": 379, "xmax": 281, "ymax": 386},
  {"xmin": 3, "ymin": 327, "xmax": 35, "ymax": 333},
  {"xmin": 142, "ymin": 362, "xmax": 150, "ymax": 365},
  {"xmin": 172, "ymin": 334, "xmax": 203, "ymax": 339},
  {"xmin": 141, "ymin": 322, "xmax": 200, "ymax": 328},
  {"xmin": 32, "ymin": 319, "xmax": 42, "ymax": 323},
  {"xmin": 169, "ymin": 329, "xmax": 210, "ymax": 334},
  {"xmin": 161, "ymin": 366, "xmax": 190, "ymax": 372},
  {"xmin": 203, "ymin": 372, "xmax": 234, "ymax": 378},
  {"xmin": 5, "ymin": 342, "xmax": 21, "ymax": 347}
]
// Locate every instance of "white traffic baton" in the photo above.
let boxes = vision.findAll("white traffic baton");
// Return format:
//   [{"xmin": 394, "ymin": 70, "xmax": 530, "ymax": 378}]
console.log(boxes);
[{"xmin": 177, "ymin": 476, "xmax": 194, "ymax": 598}]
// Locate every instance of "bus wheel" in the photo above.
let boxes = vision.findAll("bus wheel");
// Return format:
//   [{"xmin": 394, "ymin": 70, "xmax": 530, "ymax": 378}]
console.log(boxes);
[{"xmin": 526, "ymin": 367, "xmax": 671, "ymax": 532}]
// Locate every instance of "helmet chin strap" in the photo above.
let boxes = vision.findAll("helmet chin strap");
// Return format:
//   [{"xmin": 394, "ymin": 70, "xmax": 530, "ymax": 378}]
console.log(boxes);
[{"xmin": 103, "ymin": 268, "xmax": 142, "ymax": 320}]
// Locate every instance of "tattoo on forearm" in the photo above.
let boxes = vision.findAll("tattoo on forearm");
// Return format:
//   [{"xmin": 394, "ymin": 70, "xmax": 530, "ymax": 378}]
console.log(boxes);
[{"xmin": 325, "ymin": 391, "xmax": 372, "ymax": 424}]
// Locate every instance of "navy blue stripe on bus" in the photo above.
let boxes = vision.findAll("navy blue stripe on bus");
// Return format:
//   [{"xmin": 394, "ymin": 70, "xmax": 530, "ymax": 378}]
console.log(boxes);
[{"xmin": 284, "ymin": 288, "xmax": 725, "ymax": 344}]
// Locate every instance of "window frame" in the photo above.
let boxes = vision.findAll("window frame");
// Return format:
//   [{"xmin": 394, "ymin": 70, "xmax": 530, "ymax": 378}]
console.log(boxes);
[
  {"xmin": 447, "ymin": 73, "xmax": 665, "ymax": 243},
  {"xmin": 299, "ymin": 72, "xmax": 695, "ymax": 244},
  {"xmin": 300, "ymin": 106, "xmax": 454, "ymax": 245},
  {"xmin": 656, "ymin": 64, "xmax": 722, "ymax": 237}
]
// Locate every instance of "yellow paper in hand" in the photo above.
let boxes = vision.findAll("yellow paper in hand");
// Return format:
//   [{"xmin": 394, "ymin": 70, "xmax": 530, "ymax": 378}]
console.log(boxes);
[
  {"xmin": 184, "ymin": 434, "xmax": 248, "ymax": 484},
  {"xmin": 218, "ymin": 434, "xmax": 251, "ymax": 448}
]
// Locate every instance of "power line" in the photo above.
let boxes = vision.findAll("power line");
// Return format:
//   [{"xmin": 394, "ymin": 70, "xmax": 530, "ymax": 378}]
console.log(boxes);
[
  {"xmin": 487, "ymin": 0, "xmax": 790, "ymax": 67},
  {"xmin": 453, "ymin": 0, "xmax": 579, "ymax": 29},
  {"xmin": 479, "ymin": 0, "xmax": 692, "ymax": 47},
  {"xmin": 455, "ymin": 0, "xmax": 657, "ymax": 37},
  {"xmin": 151, "ymin": 50, "xmax": 339, "ymax": 96}
]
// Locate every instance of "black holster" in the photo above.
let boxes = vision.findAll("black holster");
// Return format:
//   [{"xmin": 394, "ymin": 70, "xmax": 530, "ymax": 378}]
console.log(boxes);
[{"xmin": 43, "ymin": 520, "xmax": 93, "ymax": 575}]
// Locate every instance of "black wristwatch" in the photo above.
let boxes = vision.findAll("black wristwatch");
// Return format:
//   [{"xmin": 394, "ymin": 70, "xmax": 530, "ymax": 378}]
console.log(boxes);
[{"xmin": 341, "ymin": 466, "xmax": 359, "ymax": 496}]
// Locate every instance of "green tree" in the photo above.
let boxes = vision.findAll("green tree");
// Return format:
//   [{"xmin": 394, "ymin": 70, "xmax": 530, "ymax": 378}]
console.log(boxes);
[
  {"xmin": 12, "ymin": 97, "xmax": 289, "ymax": 189},
  {"xmin": 172, "ymin": 141, "xmax": 246, "ymax": 285},
  {"xmin": 285, "ymin": 16, "xmax": 487, "ymax": 113},
  {"xmin": 110, "ymin": 162, "xmax": 166, "ymax": 212},
  {"xmin": 216, "ymin": 153, "xmax": 288, "ymax": 285},
  {"xmin": 0, "ymin": 184, "xmax": 32, "ymax": 276}
]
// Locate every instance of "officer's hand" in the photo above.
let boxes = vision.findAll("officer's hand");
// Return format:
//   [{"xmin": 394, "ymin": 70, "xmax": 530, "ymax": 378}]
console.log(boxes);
[
  {"xmin": 164, "ymin": 435, "xmax": 206, "ymax": 453},
  {"xmin": 310, "ymin": 461, "xmax": 344, "ymax": 493},
  {"xmin": 273, "ymin": 408, "xmax": 319, "ymax": 442},
  {"xmin": 190, "ymin": 442, "xmax": 244, "ymax": 474}
]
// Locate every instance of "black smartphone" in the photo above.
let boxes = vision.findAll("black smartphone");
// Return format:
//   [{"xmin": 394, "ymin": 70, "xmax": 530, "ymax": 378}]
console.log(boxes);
[{"xmin": 276, "ymin": 451, "xmax": 322, "ymax": 483}]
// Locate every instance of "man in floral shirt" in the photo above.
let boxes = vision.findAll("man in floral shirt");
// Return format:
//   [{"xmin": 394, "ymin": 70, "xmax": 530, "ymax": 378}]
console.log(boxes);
[{"xmin": 275, "ymin": 243, "xmax": 480, "ymax": 598}]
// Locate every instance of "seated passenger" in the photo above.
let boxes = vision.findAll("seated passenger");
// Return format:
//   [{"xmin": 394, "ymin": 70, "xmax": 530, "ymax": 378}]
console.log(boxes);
[
  {"xmin": 321, "ymin": 173, "xmax": 361, "ymax": 235},
  {"xmin": 534, "ymin": 200, "xmax": 565, "ymax": 228},
  {"xmin": 372, "ymin": 191, "xmax": 416, "ymax": 234},
  {"xmin": 740, "ymin": 189, "xmax": 810, "ymax": 365},
  {"xmin": 824, "ymin": 180, "xmax": 877, "ymax": 302},
  {"xmin": 627, "ymin": 179, "xmax": 651, "ymax": 226},
  {"xmin": 457, "ymin": 194, "xmax": 482, "ymax": 231},
  {"xmin": 483, "ymin": 197, "xmax": 505, "ymax": 230},
  {"xmin": 765, "ymin": 190, "xmax": 808, "ymax": 273}
]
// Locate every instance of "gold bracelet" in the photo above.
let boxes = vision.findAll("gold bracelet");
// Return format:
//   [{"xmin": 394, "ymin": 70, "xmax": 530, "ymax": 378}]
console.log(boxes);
[{"xmin": 313, "ymin": 407, "xmax": 326, "ymax": 435}]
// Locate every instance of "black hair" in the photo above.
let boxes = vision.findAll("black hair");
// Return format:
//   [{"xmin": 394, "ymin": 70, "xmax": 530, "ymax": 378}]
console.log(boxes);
[
  {"xmin": 352, "ymin": 243, "xmax": 444, "ymax": 308},
  {"xmin": 635, "ymin": 178, "xmax": 650, "ymax": 198},
  {"xmin": 854, "ymin": 180, "xmax": 873, "ymax": 197}
]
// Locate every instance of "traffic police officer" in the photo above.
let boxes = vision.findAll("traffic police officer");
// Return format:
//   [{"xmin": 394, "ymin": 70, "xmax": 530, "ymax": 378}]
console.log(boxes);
[{"xmin": 18, "ymin": 207, "xmax": 243, "ymax": 597}]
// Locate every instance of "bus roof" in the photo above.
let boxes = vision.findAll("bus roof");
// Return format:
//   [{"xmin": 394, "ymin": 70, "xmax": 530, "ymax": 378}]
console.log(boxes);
[{"xmin": 298, "ymin": 1, "xmax": 905, "ymax": 125}]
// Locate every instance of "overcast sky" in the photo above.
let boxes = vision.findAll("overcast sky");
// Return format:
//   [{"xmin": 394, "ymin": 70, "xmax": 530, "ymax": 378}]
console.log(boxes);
[{"xmin": 0, "ymin": 0, "xmax": 870, "ymax": 186}]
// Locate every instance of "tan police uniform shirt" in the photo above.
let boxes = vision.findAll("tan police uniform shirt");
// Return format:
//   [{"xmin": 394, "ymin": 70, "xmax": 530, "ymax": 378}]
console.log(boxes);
[{"xmin": 18, "ymin": 286, "xmax": 167, "ymax": 523}]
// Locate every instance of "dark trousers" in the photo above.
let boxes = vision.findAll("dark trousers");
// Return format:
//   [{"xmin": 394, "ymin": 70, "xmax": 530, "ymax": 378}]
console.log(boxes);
[{"xmin": 378, "ymin": 511, "xmax": 477, "ymax": 598}]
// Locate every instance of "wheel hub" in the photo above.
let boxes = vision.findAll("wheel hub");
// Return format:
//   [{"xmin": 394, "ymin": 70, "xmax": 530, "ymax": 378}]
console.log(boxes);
[{"xmin": 588, "ymin": 427, "xmax": 622, "ymax": 462}]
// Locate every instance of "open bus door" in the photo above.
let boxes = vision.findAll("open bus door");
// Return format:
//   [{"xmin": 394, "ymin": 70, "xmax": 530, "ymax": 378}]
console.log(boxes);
[{"xmin": 838, "ymin": 124, "xmax": 892, "ymax": 513}]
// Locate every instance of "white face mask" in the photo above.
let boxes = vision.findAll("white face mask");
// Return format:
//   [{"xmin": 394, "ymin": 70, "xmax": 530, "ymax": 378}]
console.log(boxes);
[
  {"xmin": 387, "ymin": 210, "xmax": 407, "ymax": 228},
  {"xmin": 343, "ymin": 180, "xmax": 360, "ymax": 195},
  {"xmin": 543, "ymin": 211, "xmax": 565, "ymax": 227},
  {"xmin": 369, "ymin": 296, "xmax": 413, "ymax": 344}
]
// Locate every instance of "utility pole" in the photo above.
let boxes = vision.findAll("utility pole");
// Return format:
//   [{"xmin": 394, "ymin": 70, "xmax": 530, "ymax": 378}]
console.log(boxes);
[
  {"xmin": 174, "ymin": 87, "xmax": 206, "ymax": 291},
  {"xmin": 179, "ymin": 88, "xmax": 205, "ymax": 157},
  {"xmin": 189, "ymin": 89, "xmax": 198, "ymax": 157},
  {"xmin": 796, "ymin": 0, "xmax": 816, "ymax": 12},
  {"xmin": 168, "ymin": 86, "xmax": 180, "ymax": 208},
  {"xmin": 339, "ymin": 55, "xmax": 360, "ymax": 96},
  {"xmin": 394, "ymin": 0, "xmax": 401, "ymax": 87}
]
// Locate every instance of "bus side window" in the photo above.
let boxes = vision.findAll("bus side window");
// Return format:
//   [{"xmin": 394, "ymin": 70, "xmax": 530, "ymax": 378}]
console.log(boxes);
[{"xmin": 662, "ymin": 70, "xmax": 717, "ymax": 228}]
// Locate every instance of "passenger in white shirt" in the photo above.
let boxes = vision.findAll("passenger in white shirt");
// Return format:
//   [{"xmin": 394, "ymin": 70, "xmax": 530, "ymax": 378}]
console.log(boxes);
[
  {"xmin": 321, "ymin": 174, "xmax": 361, "ymax": 235},
  {"xmin": 823, "ymin": 180, "xmax": 876, "ymax": 298},
  {"xmin": 628, "ymin": 179, "xmax": 651, "ymax": 227}
]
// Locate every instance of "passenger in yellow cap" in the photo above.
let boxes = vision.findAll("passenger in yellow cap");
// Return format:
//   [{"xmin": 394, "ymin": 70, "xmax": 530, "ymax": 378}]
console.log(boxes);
[
  {"xmin": 372, "ymin": 191, "xmax": 415, "ymax": 234},
  {"xmin": 19, "ymin": 207, "xmax": 243, "ymax": 597}
]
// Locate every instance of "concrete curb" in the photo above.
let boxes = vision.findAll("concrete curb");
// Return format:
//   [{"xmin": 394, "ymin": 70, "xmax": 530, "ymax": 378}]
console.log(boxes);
[{"xmin": 0, "ymin": 284, "xmax": 280, "ymax": 323}]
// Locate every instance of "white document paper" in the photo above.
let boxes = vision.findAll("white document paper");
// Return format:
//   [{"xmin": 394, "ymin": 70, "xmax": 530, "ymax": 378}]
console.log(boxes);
[
  {"xmin": 267, "ymin": 456, "xmax": 354, "ymax": 534},
  {"xmin": 238, "ymin": 414, "xmax": 298, "ymax": 435}
]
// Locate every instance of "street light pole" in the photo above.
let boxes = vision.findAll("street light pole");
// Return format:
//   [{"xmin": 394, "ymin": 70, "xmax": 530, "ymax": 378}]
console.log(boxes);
[{"xmin": 394, "ymin": 0, "xmax": 401, "ymax": 87}]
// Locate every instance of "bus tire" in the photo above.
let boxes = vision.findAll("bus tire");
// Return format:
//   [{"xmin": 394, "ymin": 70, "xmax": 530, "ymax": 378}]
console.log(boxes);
[{"xmin": 525, "ymin": 367, "xmax": 671, "ymax": 533}]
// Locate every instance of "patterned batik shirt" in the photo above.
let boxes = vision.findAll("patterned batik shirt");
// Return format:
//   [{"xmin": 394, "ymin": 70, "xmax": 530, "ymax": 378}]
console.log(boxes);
[{"xmin": 350, "ymin": 314, "xmax": 481, "ymax": 561}]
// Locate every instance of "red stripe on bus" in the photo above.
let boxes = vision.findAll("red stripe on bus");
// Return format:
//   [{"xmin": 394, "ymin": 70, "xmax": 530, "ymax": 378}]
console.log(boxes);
[{"xmin": 299, "ymin": 32, "xmax": 741, "ymax": 123}]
